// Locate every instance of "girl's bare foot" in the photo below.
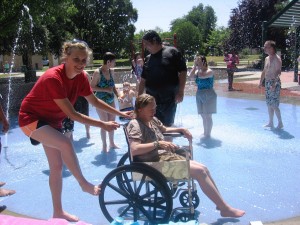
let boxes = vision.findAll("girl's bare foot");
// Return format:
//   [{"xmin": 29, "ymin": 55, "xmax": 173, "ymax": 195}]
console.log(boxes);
[
  {"xmin": 53, "ymin": 211, "xmax": 79, "ymax": 222},
  {"xmin": 109, "ymin": 144, "xmax": 120, "ymax": 149},
  {"xmin": 263, "ymin": 123, "xmax": 274, "ymax": 128},
  {"xmin": 0, "ymin": 188, "xmax": 16, "ymax": 197},
  {"xmin": 276, "ymin": 122, "xmax": 283, "ymax": 129},
  {"xmin": 220, "ymin": 206, "xmax": 245, "ymax": 218},
  {"xmin": 80, "ymin": 182, "xmax": 101, "ymax": 196},
  {"xmin": 102, "ymin": 145, "xmax": 108, "ymax": 153},
  {"xmin": 0, "ymin": 182, "xmax": 6, "ymax": 187}
]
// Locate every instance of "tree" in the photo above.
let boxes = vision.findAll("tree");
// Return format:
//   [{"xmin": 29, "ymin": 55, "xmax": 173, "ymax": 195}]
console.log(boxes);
[
  {"xmin": 226, "ymin": 0, "xmax": 288, "ymax": 52},
  {"xmin": 184, "ymin": 4, "xmax": 216, "ymax": 43},
  {"xmin": 71, "ymin": 0, "xmax": 137, "ymax": 59},
  {"xmin": 170, "ymin": 3, "xmax": 217, "ymax": 54},
  {"xmin": 206, "ymin": 27, "xmax": 230, "ymax": 56},
  {"xmin": 0, "ymin": 0, "xmax": 76, "ymax": 82},
  {"xmin": 172, "ymin": 21, "xmax": 201, "ymax": 57}
]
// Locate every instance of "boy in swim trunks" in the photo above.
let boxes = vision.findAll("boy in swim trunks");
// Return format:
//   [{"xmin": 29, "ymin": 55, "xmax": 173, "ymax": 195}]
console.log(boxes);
[{"xmin": 258, "ymin": 40, "xmax": 283, "ymax": 129}]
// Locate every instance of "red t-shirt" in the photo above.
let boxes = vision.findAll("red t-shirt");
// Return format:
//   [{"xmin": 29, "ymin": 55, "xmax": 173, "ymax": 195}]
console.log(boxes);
[{"xmin": 18, "ymin": 64, "xmax": 93, "ymax": 129}]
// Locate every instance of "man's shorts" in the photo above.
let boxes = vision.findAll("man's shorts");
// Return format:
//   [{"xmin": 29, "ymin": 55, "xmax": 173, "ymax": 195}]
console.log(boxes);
[{"xmin": 265, "ymin": 79, "xmax": 281, "ymax": 107}]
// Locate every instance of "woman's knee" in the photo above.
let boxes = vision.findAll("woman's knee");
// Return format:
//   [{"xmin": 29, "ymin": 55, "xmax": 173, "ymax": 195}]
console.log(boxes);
[{"xmin": 190, "ymin": 161, "xmax": 209, "ymax": 177}]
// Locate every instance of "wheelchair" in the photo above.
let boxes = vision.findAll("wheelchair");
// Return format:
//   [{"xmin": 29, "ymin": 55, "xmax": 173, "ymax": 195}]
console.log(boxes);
[{"xmin": 99, "ymin": 124, "xmax": 200, "ymax": 224}]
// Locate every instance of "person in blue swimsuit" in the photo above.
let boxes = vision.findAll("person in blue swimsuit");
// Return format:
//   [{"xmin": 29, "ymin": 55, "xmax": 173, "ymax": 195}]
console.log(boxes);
[
  {"xmin": 91, "ymin": 52, "xmax": 120, "ymax": 152},
  {"xmin": 189, "ymin": 55, "xmax": 217, "ymax": 138}
]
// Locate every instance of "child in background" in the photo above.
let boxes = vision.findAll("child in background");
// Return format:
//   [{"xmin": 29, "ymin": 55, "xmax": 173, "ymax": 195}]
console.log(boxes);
[
  {"xmin": 91, "ymin": 52, "xmax": 120, "ymax": 152},
  {"xmin": 118, "ymin": 82, "xmax": 135, "ymax": 121},
  {"xmin": 131, "ymin": 52, "xmax": 143, "ymax": 94}
]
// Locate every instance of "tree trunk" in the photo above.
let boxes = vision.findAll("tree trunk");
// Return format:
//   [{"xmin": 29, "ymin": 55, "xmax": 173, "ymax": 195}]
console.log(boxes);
[{"xmin": 23, "ymin": 52, "xmax": 36, "ymax": 83}]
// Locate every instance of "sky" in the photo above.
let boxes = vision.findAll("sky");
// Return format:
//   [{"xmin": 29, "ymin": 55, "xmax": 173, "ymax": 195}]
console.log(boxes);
[{"xmin": 131, "ymin": 0, "xmax": 239, "ymax": 33}]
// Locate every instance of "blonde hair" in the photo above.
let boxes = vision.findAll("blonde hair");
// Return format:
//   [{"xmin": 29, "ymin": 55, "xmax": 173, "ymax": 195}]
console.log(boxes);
[
  {"xmin": 134, "ymin": 94, "xmax": 155, "ymax": 115},
  {"xmin": 61, "ymin": 40, "xmax": 92, "ymax": 63},
  {"xmin": 123, "ymin": 82, "xmax": 131, "ymax": 87}
]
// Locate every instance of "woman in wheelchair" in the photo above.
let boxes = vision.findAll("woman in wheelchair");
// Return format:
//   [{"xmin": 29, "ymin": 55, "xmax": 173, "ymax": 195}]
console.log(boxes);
[{"xmin": 127, "ymin": 94, "xmax": 245, "ymax": 218}]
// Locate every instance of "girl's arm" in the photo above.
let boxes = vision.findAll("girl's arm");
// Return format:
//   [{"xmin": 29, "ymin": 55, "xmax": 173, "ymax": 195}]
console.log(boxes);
[
  {"xmin": 85, "ymin": 94, "xmax": 131, "ymax": 118},
  {"xmin": 54, "ymin": 98, "xmax": 110, "ymax": 129},
  {"xmin": 129, "ymin": 139, "xmax": 158, "ymax": 156},
  {"xmin": 90, "ymin": 69, "xmax": 101, "ymax": 91},
  {"xmin": 189, "ymin": 66, "xmax": 197, "ymax": 77},
  {"xmin": 113, "ymin": 86, "xmax": 120, "ymax": 100}
]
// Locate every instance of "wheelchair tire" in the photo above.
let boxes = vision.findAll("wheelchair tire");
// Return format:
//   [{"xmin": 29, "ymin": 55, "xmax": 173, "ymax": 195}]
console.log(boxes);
[
  {"xmin": 117, "ymin": 152, "xmax": 129, "ymax": 167},
  {"xmin": 179, "ymin": 190, "xmax": 200, "ymax": 209},
  {"xmin": 174, "ymin": 212, "xmax": 194, "ymax": 222},
  {"xmin": 99, "ymin": 163, "xmax": 173, "ymax": 224}
]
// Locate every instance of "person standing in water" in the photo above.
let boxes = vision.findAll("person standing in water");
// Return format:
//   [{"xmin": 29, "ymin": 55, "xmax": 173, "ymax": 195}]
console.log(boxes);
[
  {"xmin": 91, "ymin": 52, "xmax": 121, "ymax": 152},
  {"xmin": 258, "ymin": 40, "xmax": 283, "ymax": 129},
  {"xmin": 189, "ymin": 55, "xmax": 217, "ymax": 138}
]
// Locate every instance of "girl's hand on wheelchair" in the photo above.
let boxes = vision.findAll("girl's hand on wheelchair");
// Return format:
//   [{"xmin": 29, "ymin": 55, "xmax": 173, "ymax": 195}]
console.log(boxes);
[
  {"xmin": 102, "ymin": 121, "xmax": 120, "ymax": 131},
  {"xmin": 121, "ymin": 110, "xmax": 134, "ymax": 119}
]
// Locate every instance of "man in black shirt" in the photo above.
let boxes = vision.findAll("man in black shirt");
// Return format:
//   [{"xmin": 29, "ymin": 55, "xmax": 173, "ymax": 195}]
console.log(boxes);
[{"xmin": 138, "ymin": 30, "xmax": 187, "ymax": 126}]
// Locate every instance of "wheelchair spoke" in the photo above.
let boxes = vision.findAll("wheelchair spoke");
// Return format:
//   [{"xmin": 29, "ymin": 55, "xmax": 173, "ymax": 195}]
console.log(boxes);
[
  {"xmin": 104, "ymin": 199, "xmax": 129, "ymax": 205},
  {"xmin": 106, "ymin": 181, "xmax": 130, "ymax": 198}
]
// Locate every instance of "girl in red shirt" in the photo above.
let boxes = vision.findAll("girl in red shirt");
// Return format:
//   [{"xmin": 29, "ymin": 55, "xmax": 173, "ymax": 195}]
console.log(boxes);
[{"xmin": 19, "ymin": 40, "xmax": 131, "ymax": 222}]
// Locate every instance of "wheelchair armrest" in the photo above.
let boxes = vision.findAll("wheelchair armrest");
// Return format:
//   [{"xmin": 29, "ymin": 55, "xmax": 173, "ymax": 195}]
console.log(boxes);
[{"xmin": 163, "ymin": 132, "xmax": 184, "ymax": 137}]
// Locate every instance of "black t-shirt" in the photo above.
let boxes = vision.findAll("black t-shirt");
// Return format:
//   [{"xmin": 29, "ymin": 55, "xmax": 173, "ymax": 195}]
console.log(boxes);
[{"xmin": 142, "ymin": 46, "xmax": 187, "ymax": 91}]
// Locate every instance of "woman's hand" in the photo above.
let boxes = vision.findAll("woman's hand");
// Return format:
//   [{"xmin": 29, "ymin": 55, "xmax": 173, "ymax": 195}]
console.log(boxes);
[
  {"xmin": 158, "ymin": 141, "xmax": 179, "ymax": 152},
  {"xmin": 182, "ymin": 129, "xmax": 192, "ymax": 141}
]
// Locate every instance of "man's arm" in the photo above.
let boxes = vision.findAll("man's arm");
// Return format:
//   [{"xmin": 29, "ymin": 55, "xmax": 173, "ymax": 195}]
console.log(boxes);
[
  {"xmin": 258, "ymin": 58, "xmax": 267, "ymax": 88},
  {"xmin": 175, "ymin": 71, "xmax": 187, "ymax": 103}
]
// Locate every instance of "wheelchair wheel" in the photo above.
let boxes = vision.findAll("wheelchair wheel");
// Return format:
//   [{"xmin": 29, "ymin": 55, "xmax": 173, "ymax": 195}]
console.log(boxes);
[
  {"xmin": 174, "ymin": 212, "xmax": 194, "ymax": 222},
  {"xmin": 117, "ymin": 152, "xmax": 129, "ymax": 167},
  {"xmin": 99, "ymin": 163, "xmax": 173, "ymax": 224},
  {"xmin": 179, "ymin": 190, "xmax": 200, "ymax": 208}
]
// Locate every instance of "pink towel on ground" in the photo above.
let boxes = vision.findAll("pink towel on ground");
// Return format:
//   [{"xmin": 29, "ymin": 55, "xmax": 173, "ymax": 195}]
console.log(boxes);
[{"xmin": 0, "ymin": 215, "xmax": 92, "ymax": 225}]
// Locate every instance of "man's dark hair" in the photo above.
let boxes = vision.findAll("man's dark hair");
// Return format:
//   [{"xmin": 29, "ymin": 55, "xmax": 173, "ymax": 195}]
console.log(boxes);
[{"xmin": 142, "ymin": 30, "xmax": 162, "ymax": 44}]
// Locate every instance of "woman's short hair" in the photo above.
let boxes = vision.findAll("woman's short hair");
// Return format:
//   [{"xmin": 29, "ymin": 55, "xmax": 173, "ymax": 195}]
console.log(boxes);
[
  {"xmin": 134, "ymin": 94, "xmax": 155, "ymax": 114},
  {"xmin": 61, "ymin": 39, "xmax": 92, "ymax": 63}
]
